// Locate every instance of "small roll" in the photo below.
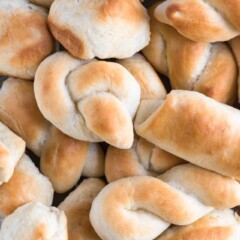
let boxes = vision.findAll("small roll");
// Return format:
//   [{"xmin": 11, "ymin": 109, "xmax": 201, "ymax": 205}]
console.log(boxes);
[
  {"xmin": 117, "ymin": 54, "xmax": 167, "ymax": 100},
  {"xmin": 0, "ymin": 122, "xmax": 25, "ymax": 184},
  {"xmin": 135, "ymin": 90, "xmax": 240, "ymax": 179},
  {"xmin": 157, "ymin": 209, "xmax": 240, "ymax": 240},
  {"xmin": 0, "ymin": 78, "xmax": 105, "ymax": 193},
  {"xmin": 0, "ymin": 154, "xmax": 53, "ymax": 220},
  {"xmin": 0, "ymin": 202, "xmax": 67, "ymax": 240},
  {"xmin": 142, "ymin": 5, "xmax": 237, "ymax": 104},
  {"xmin": 90, "ymin": 164, "xmax": 240, "ymax": 240},
  {"xmin": 59, "ymin": 178, "xmax": 106, "ymax": 240},
  {"xmin": 34, "ymin": 52, "xmax": 141, "ymax": 149},
  {"xmin": 105, "ymin": 137, "xmax": 185, "ymax": 182},
  {"xmin": 0, "ymin": 0, "xmax": 53, "ymax": 79},
  {"xmin": 48, "ymin": 0, "xmax": 150, "ymax": 59}
]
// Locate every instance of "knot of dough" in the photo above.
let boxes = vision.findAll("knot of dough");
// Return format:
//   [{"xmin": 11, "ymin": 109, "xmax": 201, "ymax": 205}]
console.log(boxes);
[
  {"xmin": 34, "ymin": 52, "xmax": 141, "ymax": 149},
  {"xmin": 90, "ymin": 164, "xmax": 240, "ymax": 240},
  {"xmin": 154, "ymin": 0, "xmax": 240, "ymax": 42},
  {"xmin": 143, "ymin": 6, "xmax": 237, "ymax": 104},
  {"xmin": 48, "ymin": 0, "xmax": 150, "ymax": 59},
  {"xmin": 105, "ymin": 137, "xmax": 185, "ymax": 182}
]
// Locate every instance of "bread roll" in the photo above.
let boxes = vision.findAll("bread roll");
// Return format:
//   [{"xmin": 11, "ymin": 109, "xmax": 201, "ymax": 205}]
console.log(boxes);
[
  {"xmin": 0, "ymin": 154, "xmax": 53, "ymax": 220},
  {"xmin": 0, "ymin": 122, "xmax": 25, "ymax": 184},
  {"xmin": 154, "ymin": 0, "xmax": 240, "ymax": 42},
  {"xmin": 90, "ymin": 164, "xmax": 240, "ymax": 240},
  {"xmin": 105, "ymin": 137, "xmax": 185, "ymax": 182},
  {"xmin": 117, "ymin": 54, "xmax": 167, "ymax": 100},
  {"xmin": 142, "ymin": 5, "xmax": 237, "ymax": 104},
  {"xmin": 135, "ymin": 90, "xmax": 240, "ymax": 179},
  {"xmin": 0, "ymin": 202, "xmax": 67, "ymax": 240},
  {"xmin": 48, "ymin": 0, "xmax": 150, "ymax": 59},
  {"xmin": 0, "ymin": 0, "xmax": 53, "ymax": 79},
  {"xmin": 30, "ymin": 0, "xmax": 53, "ymax": 8},
  {"xmin": 59, "ymin": 178, "xmax": 106, "ymax": 240},
  {"xmin": 0, "ymin": 78, "xmax": 104, "ymax": 193},
  {"xmin": 156, "ymin": 209, "xmax": 240, "ymax": 240},
  {"xmin": 34, "ymin": 51, "xmax": 141, "ymax": 149}
]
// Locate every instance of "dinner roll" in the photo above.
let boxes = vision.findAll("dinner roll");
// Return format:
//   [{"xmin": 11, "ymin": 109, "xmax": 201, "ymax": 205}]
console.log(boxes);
[
  {"xmin": 0, "ymin": 202, "xmax": 67, "ymax": 240},
  {"xmin": 0, "ymin": 0, "xmax": 53, "ymax": 79},
  {"xmin": 34, "ymin": 52, "xmax": 141, "ymax": 149},
  {"xmin": 48, "ymin": 0, "xmax": 150, "ymax": 59}
]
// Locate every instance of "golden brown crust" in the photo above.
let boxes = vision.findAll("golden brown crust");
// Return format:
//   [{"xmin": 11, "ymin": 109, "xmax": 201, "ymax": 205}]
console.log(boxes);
[
  {"xmin": 135, "ymin": 90, "xmax": 240, "ymax": 179},
  {"xmin": 0, "ymin": 1, "xmax": 53, "ymax": 79}
]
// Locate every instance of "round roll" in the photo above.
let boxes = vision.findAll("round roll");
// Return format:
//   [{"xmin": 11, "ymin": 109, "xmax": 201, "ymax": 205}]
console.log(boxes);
[
  {"xmin": 157, "ymin": 209, "xmax": 240, "ymax": 239},
  {"xmin": 0, "ymin": 78, "xmax": 105, "ymax": 193},
  {"xmin": 142, "ymin": 5, "xmax": 237, "ymax": 104},
  {"xmin": 59, "ymin": 178, "xmax": 106, "ymax": 240},
  {"xmin": 34, "ymin": 51, "xmax": 141, "ymax": 149},
  {"xmin": 0, "ymin": 154, "xmax": 53, "ymax": 220},
  {"xmin": 105, "ymin": 137, "xmax": 185, "ymax": 182},
  {"xmin": 0, "ymin": 0, "xmax": 53, "ymax": 79},
  {"xmin": 48, "ymin": 0, "xmax": 150, "ymax": 59},
  {"xmin": 154, "ymin": 0, "xmax": 240, "ymax": 42},
  {"xmin": 90, "ymin": 164, "xmax": 240, "ymax": 240},
  {"xmin": 135, "ymin": 90, "xmax": 240, "ymax": 179},
  {"xmin": 0, "ymin": 202, "xmax": 67, "ymax": 240}
]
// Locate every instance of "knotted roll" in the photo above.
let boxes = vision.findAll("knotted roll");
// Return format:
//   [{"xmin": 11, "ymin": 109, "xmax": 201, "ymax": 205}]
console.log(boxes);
[
  {"xmin": 59, "ymin": 178, "xmax": 106, "ymax": 240},
  {"xmin": 154, "ymin": 0, "xmax": 240, "ymax": 42},
  {"xmin": 0, "ymin": 0, "xmax": 53, "ymax": 79},
  {"xmin": 34, "ymin": 52, "xmax": 141, "ymax": 149},
  {"xmin": 90, "ymin": 164, "xmax": 240, "ymax": 240},
  {"xmin": 105, "ymin": 137, "xmax": 185, "ymax": 182},
  {"xmin": 142, "ymin": 5, "xmax": 237, "ymax": 104},
  {"xmin": 0, "ymin": 202, "xmax": 67, "ymax": 240},
  {"xmin": 0, "ymin": 122, "xmax": 25, "ymax": 185},
  {"xmin": 48, "ymin": 0, "xmax": 150, "ymax": 59},
  {"xmin": 0, "ymin": 154, "xmax": 53, "ymax": 222},
  {"xmin": 135, "ymin": 90, "xmax": 240, "ymax": 179},
  {"xmin": 117, "ymin": 54, "xmax": 167, "ymax": 100},
  {"xmin": 0, "ymin": 78, "xmax": 104, "ymax": 193},
  {"xmin": 156, "ymin": 209, "xmax": 240, "ymax": 240}
]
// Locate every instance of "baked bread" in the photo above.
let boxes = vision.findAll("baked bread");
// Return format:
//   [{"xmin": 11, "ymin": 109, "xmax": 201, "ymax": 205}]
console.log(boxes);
[
  {"xmin": 59, "ymin": 178, "xmax": 106, "ymax": 240},
  {"xmin": 0, "ymin": 0, "xmax": 53, "ymax": 79},
  {"xmin": 117, "ymin": 54, "xmax": 167, "ymax": 100},
  {"xmin": 34, "ymin": 51, "xmax": 141, "ymax": 149},
  {"xmin": 90, "ymin": 164, "xmax": 240, "ymax": 240},
  {"xmin": 0, "ymin": 122, "xmax": 25, "ymax": 184},
  {"xmin": 0, "ymin": 202, "xmax": 67, "ymax": 240},
  {"xmin": 105, "ymin": 137, "xmax": 185, "ymax": 182},
  {"xmin": 0, "ymin": 78, "xmax": 104, "ymax": 193},
  {"xmin": 156, "ymin": 209, "xmax": 240, "ymax": 240},
  {"xmin": 0, "ymin": 154, "xmax": 53, "ymax": 220},
  {"xmin": 135, "ymin": 90, "xmax": 240, "ymax": 179},
  {"xmin": 142, "ymin": 5, "xmax": 237, "ymax": 104},
  {"xmin": 154, "ymin": 0, "xmax": 240, "ymax": 42},
  {"xmin": 30, "ymin": 0, "xmax": 54, "ymax": 8},
  {"xmin": 48, "ymin": 0, "xmax": 150, "ymax": 59}
]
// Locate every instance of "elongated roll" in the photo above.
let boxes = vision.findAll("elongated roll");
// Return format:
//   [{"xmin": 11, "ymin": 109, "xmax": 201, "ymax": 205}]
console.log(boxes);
[{"xmin": 135, "ymin": 90, "xmax": 240, "ymax": 179}]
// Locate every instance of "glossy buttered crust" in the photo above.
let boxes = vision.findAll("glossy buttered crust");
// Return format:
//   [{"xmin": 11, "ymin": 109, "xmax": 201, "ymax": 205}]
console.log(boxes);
[
  {"xmin": 48, "ymin": 0, "xmax": 150, "ymax": 59},
  {"xmin": 0, "ymin": 78, "xmax": 104, "ymax": 193},
  {"xmin": 143, "ymin": 5, "xmax": 238, "ymax": 105},
  {"xmin": 135, "ymin": 90, "xmax": 240, "ymax": 179},
  {"xmin": 90, "ymin": 164, "xmax": 240, "ymax": 240},
  {"xmin": 157, "ymin": 209, "xmax": 240, "ymax": 240},
  {"xmin": 154, "ymin": 0, "xmax": 240, "ymax": 42},
  {"xmin": 34, "ymin": 51, "xmax": 141, "ymax": 149},
  {"xmin": 0, "ymin": 0, "xmax": 53, "ymax": 79},
  {"xmin": 0, "ymin": 202, "xmax": 67, "ymax": 240},
  {"xmin": 59, "ymin": 178, "xmax": 106, "ymax": 240}
]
